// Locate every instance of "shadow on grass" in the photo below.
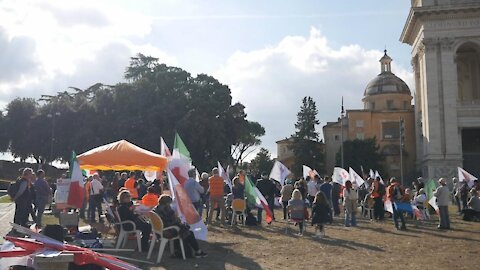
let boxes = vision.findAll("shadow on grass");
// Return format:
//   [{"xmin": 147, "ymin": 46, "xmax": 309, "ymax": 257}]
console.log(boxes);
[
  {"xmin": 406, "ymin": 227, "xmax": 480, "ymax": 242},
  {"xmin": 224, "ymin": 226, "xmax": 267, "ymax": 240},
  {"xmin": 315, "ymin": 236, "xmax": 385, "ymax": 252}
]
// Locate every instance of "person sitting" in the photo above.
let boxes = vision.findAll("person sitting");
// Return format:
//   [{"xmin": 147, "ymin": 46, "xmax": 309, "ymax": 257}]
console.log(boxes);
[
  {"xmin": 231, "ymin": 177, "xmax": 245, "ymax": 200},
  {"xmin": 154, "ymin": 195, "xmax": 208, "ymax": 258},
  {"xmin": 463, "ymin": 189, "xmax": 480, "ymax": 221},
  {"xmin": 288, "ymin": 189, "xmax": 307, "ymax": 235},
  {"xmin": 413, "ymin": 188, "xmax": 428, "ymax": 220},
  {"xmin": 117, "ymin": 190, "xmax": 152, "ymax": 251},
  {"xmin": 141, "ymin": 186, "xmax": 159, "ymax": 208}
]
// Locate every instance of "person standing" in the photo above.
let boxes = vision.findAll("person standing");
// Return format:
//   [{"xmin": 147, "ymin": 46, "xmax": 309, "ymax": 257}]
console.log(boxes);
[
  {"xmin": 311, "ymin": 191, "xmax": 332, "ymax": 238},
  {"xmin": 343, "ymin": 180, "xmax": 358, "ymax": 227},
  {"xmin": 184, "ymin": 169, "xmax": 205, "ymax": 215},
  {"xmin": 434, "ymin": 178, "xmax": 451, "ymax": 230},
  {"xmin": 207, "ymin": 168, "xmax": 226, "ymax": 226},
  {"xmin": 33, "ymin": 170, "xmax": 52, "ymax": 228},
  {"xmin": 88, "ymin": 173, "xmax": 104, "ymax": 223},
  {"xmin": 280, "ymin": 180, "xmax": 294, "ymax": 220},
  {"xmin": 307, "ymin": 177, "xmax": 319, "ymax": 207},
  {"xmin": 387, "ymin": 178, "xmax": 406, "ymax": 230},
  {"xmin": 118, "ymin": 172, "xmax": 128, "ymax": 188},
  {"xmin": 256, "ymin": 172, "xmax": 276, "ymax": 223},
  {"xmin": 137, "ymin": 179, "xmax": 147, "ymax": 199},
  {"xmin": 125, "ymin": 172, "xmax": 138, "ymax": 200},
  {"xmin": 199, "ymin": 172, "xmax": 210, "ymax": 219},
  {"xmin": 319, "ymin": 176, "xmax": 333, "ymax": 223},
  {"xmin": 331, "ymin": 180, "xmax": 342, "ymax": 216},
  {"xmin": 371, "ymin": 177, "xmax": 385, "ymax": 221},
  {"xmin": 13, "ymin": 168, "xmax": 34, "ymax": 228}
]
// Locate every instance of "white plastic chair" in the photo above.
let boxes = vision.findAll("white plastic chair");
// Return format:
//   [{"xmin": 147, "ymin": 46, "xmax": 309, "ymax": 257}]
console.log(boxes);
[
  {"xmin": 231, "ymin": 199, "xmax": 246, "ymax": 226},
  {"xmin": 146, "ymin": 211, "xmax": 185, "ymax": 264},
  {"xmin": 114, "ymin": 209, "xmax": 143, "ymax": 252}
]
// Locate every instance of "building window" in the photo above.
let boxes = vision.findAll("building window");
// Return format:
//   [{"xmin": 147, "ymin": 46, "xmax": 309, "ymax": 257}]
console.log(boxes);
[
  {"xmin": 356, "ymin": 120, "xmax": 364, "ymax": 128},
  {"xmin": 356, "ymin": 133, "xmax": 364, "ymax": 140},
  {"xmin": 382, "ymin": 122, "xmax": 400, "ymax": 139},
  {"xmin": 386, "ymin": 100, "xmax": 394, "ymax": 110},
  {"xmin": 334, "ymin": 135, "xmax": 340, "ymax": 141}
]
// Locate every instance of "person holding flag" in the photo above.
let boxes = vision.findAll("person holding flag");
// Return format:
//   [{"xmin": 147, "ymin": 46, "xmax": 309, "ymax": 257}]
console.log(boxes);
[
  {"xmin": 434, "ymin": 178, "xmax": 451, "ymax": 230},
  {"xmin": 256, "ymin": 172, "xmax": 277, "ymax": 223},
  {"xmin": 386, "ymin": 178, "xmax": 407, "ymax": 230},
  {"xmin": 207, "ymin": 168, "xmax": 226, "ymax": 226}
]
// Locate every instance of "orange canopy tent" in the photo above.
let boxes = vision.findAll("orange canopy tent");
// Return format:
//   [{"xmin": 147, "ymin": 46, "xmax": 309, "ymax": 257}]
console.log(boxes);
[{"xmin": 77, "ymin": 140, "xmax": 168, "ymax": 171}]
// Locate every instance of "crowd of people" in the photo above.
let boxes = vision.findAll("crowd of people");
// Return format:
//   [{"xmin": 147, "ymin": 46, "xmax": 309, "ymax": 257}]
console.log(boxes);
[{"xmin": 8, "ymin": 165, "xmax": 480, "ymax": 259}]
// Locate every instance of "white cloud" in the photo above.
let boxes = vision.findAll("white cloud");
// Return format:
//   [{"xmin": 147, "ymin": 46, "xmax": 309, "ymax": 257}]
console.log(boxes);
[{"xmin": 216, "ymin": 27, "xmax": 414, "ymax": 158}]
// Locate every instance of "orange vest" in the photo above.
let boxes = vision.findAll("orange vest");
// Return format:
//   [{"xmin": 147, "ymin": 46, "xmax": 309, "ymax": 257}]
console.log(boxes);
[
  {"xmin": 209, "ymin": 175, "xmax": 224, "ymax": 197},
  {"xmin": 125, "ymin": 178, "xmax": 138, "ymax": 199},
  {"xmin": 141, "ymin": 193, "xmax": 159, "ymax": 207}
]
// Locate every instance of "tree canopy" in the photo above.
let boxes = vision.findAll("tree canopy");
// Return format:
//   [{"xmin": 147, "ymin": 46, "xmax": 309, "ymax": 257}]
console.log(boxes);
[
  {"xmin": 249, "ymin": 148, "xmax": 274, "ymax": 176},
  {"xmin": 290, "ymin": 96, "xmax": 324, "ymax": 176},
  {"xmin": 1, "ymin": 54, "xmax": 264, "ymax": 172}
]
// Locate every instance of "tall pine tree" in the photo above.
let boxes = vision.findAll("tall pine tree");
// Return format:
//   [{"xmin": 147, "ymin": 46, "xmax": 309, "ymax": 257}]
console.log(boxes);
[{"xmin": 291, "ymin": 96, "xmax": 324, "ymax": 176}]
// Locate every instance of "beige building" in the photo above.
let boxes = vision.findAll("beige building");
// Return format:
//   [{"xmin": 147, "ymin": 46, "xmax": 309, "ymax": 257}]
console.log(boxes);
[
  {"xmin": 401, "ymin": 0, "xmax": 480, "ymax": 178},
  {"xmin": 323, "ymin": 51, "xmax": 416, "ymax": 180},
  {"xmin": 276, "ymin": 137, "xmax": 324, "ymax": 171}
]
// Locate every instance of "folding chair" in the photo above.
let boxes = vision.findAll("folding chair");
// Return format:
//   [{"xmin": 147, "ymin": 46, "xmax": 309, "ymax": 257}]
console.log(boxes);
[
  {"xmin": 362, "ymin": 199, "xmax": 374, "ymax": 219},
  {"xmin": 146, "ymin": 211, "xmax": 185, "ymax": 264},
  {"xmin": 231, "ymin": 199, "xmax": 246, "ymax": 226},
  {"xmin": 114, "ymin": 209, "xmax": 143, "ymax": 252}
]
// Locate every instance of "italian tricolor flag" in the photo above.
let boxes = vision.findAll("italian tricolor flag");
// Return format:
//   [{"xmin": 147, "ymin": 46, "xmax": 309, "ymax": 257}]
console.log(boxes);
[{"xmin": 245, "ymin": 176, "xmax": 273, "ymax": 224}]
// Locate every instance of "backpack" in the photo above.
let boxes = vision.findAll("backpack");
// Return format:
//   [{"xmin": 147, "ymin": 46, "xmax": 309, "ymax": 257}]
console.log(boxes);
[{"xmin": 8, "ymin": 179, "xmax": 22, "ymax": 201}]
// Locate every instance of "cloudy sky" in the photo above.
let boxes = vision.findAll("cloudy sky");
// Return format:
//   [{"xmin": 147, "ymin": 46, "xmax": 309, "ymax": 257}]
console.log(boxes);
[{"xmin": 0, "ymin": 0, "xmax": 414, "ymax": 159}]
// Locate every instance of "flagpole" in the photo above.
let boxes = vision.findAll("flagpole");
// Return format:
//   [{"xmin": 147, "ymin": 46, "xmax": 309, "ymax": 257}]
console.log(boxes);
[{"xmin": 340, "ymin": 97, "xmax": 345, "ymax": 168}]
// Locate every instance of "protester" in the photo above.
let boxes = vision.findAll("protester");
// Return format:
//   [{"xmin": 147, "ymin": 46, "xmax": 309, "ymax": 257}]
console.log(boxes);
[
  {"xmin": 288, "ymin": 189, "xmax": 307, "ymax": 235},
  {"xmin": 12, "ymin": 168, "xmax": 34, "ymax": 229},
  {"xmin": 387, "ymin": 178, "xmax": 406, "ymax": 230},
  {"xmin": 331, "ymin": 179, "xmax": 342, "ymax": 216},
  {"xmin": 343, "ymin": 180, "xmax": 358, "ymax": 227},
  {"xmin": 459, "ymin": 179, "xmax": 470, "ymax": 211},
  {"xmin": 256, "ymin": 172, "xmax": 276, "ymax": 223},
  {"xmin": 155, "ymin": 194, "xmax": 208, "ymax": 258},
  {"xmin": 88, "ymin": 173, "xmax": 104, "ymax": 223},
  {"xmin": 80, "ymin": 176, "xmax": 92, "ymax": 219},
  {"xmin": 280, "ymin": 180, "xmax": 294, "ymax": 220},
  {"xmin": 413, "ymin": 188, "xmax": 428, "ymax": 220},
  {"xmin": 371, "ymin": 176, "xmax": 385, "ymax": 221},
  {"xmin": 231, "ymin": 176, "xmax": 245, "ymax": 200},
  {"xmin": 117, "ymin": 190, "xmax": 151, "ymax": 252},
  {"xmin": 118, "ymin": 172, "xmax": 128, "ymax": 188},
  {"xmin": 137, "ymin": 179, "xmax": 147, "ymax": 199},
  {"xmin": 463, "ymin": 189, "xmax": 480, "ymax": 221},
  {"xmin": 141, "ymin": 186, "xmax": 159, "ymax": 208},
  {"xmin": 434, "ymin": 178, "xmax": 451, "ymax": 229},
  {"xmin": 199, "ymin": 172, "xmax": 210, "ymax": 219},
  {"xmin": 184, "ymin": 168, "xmax": 205, "ymax": 215},
  {"xmin": 111, "ymin": 172, "xmax": 120, "ymax": 196},
  {"xmin": 207, "ymin": 168, "xmax": 226, "ymax": 226},
  {"xmin": 311, "ymin": 191, "xmax": 331, "ymax": 238},
  {"xmin": 151, "ymin": 178, "xmax": 163, "ymax": 195},
  {"xmin": 33, "ymin": 169, "xmax": 52, "ymax": 228},
  {"xmin": 125, "ymin": 172, "xmax": 138, "ymax": 200},
  {"xmin": 452, "ymin": 177, "xmax": 462, "ymax": 213}
]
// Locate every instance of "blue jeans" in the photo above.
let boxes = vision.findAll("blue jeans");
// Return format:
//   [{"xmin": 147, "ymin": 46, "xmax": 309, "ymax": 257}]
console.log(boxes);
[
  {"xmin": 344, "ymin": 210, "xmax": 357, "ymax": 227},
  {"xmin": 34, "ymin": 197, "xmax": 48, "ymax": 227},
  {"xmin": 392, "ymin": 203, "xmax": 406, "ymax": 229}
]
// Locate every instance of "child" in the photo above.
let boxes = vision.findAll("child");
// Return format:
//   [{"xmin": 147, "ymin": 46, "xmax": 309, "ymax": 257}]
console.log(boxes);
[
  {"xmin": 288, "ymin": 189, "xmax": 307, "ymax": 235},
  {"xmin": 311, "ymin": 191, "xmax": 331, "ymax": 238}
]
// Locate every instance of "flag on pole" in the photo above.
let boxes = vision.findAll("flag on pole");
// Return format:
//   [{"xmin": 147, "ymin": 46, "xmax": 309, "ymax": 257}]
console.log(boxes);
[
  {"xmin": 302, "ymin": 165, "xmax": 317, "ymax": 180},
  {"xmin": 270, "ymin": 161, "xmax": 291, "ymax": 186},
  {"xmin": 173, "ymin": 132, "xmax": 191, "ymax": 160},
  {"xmin": 167, "ymin": 168, "xmax": 208, "ymax": 241},
  {"xmin": 411, "ymin": 205, "xmax": 424, "ymax": 220},
  {"xmin": 369, "ymin": 169, "xmax": 375, "ymax": 179},
  {"xmin": 217, "ymin": 161, "xmax": 232, "ymax": 190},
  {"xmin": 424, "ymin": 179, "xmax": 437, "ymax": 201},
  {"xmin": 332, "ymin": 167, "xmax": 349, "ymax": 186},
  {"xmin": 160, "ymin": 137, "xmax": 172, "ymax": 157},
  {"xmin": 384, "ymin": 198, "xmax": 393, "ymax": 214},
  {"xmin": 349, "ymin": 167, "xmax": 365, "ymax": 187},
  {"xmin": 67, "ymin": 151, "xmax": 85, "ymax": 209},
  {"xmin": 428, "ymin": 196, "xmax": 439, "ymax": 214},
  {"xmin": 458, "ymin": 167, "xmax": 477, "ymax": 188},
  {"xmin": 245, "ymin": 176, "xmax": 273, "ymax": 224}
]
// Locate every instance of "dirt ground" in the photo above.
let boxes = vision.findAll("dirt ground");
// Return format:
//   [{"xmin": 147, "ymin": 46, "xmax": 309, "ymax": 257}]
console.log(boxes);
[{"xmin": 115, "ymin": 206, "xmax": 480, "ymax": 270}]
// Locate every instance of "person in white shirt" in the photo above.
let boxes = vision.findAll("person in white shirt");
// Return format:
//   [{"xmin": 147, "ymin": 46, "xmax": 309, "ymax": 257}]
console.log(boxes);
[
  {"xmin": 88, "ymin": 173, "xmax": 104, "ymax": 223},
  {"xmin": 343, "ymin": 180, "xmax": 358, "ymax": 227},
  {"xmin": 434, "ymin": 178, "xmax": 450, "ymax": 230}
]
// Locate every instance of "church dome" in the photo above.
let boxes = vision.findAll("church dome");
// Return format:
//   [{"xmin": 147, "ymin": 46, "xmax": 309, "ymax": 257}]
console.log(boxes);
[{"xmin": 363, "ymin": 50, "xmax": 411, "ymax": 97}]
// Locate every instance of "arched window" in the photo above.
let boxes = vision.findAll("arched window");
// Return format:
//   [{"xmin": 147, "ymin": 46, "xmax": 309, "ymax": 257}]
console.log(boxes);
[{"xmin": 456, "ymin": 42, "xmax": 480, "ymax": 102}]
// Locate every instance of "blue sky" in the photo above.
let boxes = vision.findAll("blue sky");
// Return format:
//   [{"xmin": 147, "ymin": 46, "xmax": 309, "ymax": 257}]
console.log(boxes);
[{"xmin": 0, "ymin": 0, "xmax": 414, "ymax": 161}]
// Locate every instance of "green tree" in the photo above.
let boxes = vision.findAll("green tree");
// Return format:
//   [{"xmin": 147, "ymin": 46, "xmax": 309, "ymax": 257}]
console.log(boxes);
[
  {"xmin": 290, "ymin": 96, "xmax": 324, "ymax": 176},
  {"xmin": 249, "ymin": 148, "xmax": 274, "ymax": 176},
  {"xmin": 0, "ymin": 110, "xmax": 9, "ymax": 152},
  {"xmin": 335, "ymin": 138, "xmax": 384, "ymax": 176}
]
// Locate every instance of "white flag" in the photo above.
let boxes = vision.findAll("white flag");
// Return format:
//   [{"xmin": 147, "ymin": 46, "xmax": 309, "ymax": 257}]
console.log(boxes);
[
  {"xmin": 428, "ymin": 196, "xmax": 439, "ymax": 214},
  {"xmin": 269, "ymin": 161, "xmax": 291, "ymax": 186},
  {"xmin": 217, "ymin": 161, "xmax": 232, "ymax": 190},
  {"xmin": 375, "ymin": 170, "xmax": 385, "ymax": 185},
  {"xmin": 332, "ymin": 167, "xmax": 349, "ymax": 186},
  {"xmin": 458, "ymin": 167, "xmax": 477, "ymax": 188},
  {"xmin": 369, "ymin": 169, "xmax": 375, "ymax": 179},
  {"xmin": 160, "ymin": 137, "xmax": 172, "ymax": 157},
  {"xmin": 349, "ymin": 167, "xmax": 365, "ymax": 187},
  {"xmin": 303, "ymin": 165, "xmax": 318, "ymax": 180}
]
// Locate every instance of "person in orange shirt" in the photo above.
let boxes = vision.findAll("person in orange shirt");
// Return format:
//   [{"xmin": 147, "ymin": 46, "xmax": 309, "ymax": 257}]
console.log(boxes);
[
  {"xmin": 370, "ymin": 177, "xmax": 385, "ymax": 221},
  {"xmin": 125, "ymin": 172, "xmax": 139, "ymax": 199},
  {"xmin": 80, "ymin": 176, "xmax": 92, "ymax": 219},
  {"xmin": 207, "ymin": 168, "xmax": 226, "ymax": 225},
  {"xmin": 141, "ymin": 187, "xmax": 159, "ymax": 208},
  {"xmin": 238, "ymin": 170, "xmax": 245, "ymax": 185}
]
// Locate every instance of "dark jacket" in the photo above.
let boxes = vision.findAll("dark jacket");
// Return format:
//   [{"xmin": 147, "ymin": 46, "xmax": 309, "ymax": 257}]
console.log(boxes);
[
  {"xmin": 311, "ymin": 202, "xmax": 331, "ymax": 225},
  {"xmin": 256, "ymin": 178, "xmax": 275, "ymax": 201}
]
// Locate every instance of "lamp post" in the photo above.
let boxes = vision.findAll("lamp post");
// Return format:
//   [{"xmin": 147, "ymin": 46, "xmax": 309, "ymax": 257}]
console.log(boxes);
[
  {"xmin": 47, "ymin": 112, "xmax": 61, "ymax": 164},
  {"xmin": 399, "ymin": 117, "xmax": 405, "ymax": 186},
  {"xmin": 340, "ymin": 97, "xmax": 345, "ymax": 168}
]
